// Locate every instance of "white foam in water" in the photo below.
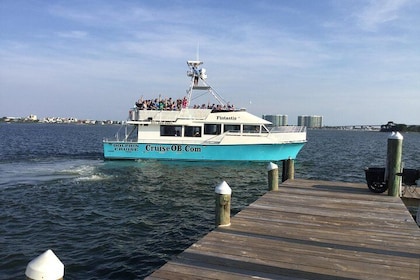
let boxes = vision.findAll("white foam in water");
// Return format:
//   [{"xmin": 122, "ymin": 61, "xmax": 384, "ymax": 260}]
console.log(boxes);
[
  {"xmin": 0, "ymin": 159, "xmax": 108, "ymax": 186},
  {"xmin": 75, "ymin": 174, "xmax": 108, "ymax": 181},
  {"xmin": 0, "ymin": 162, "xmax": 69, "ymax": 185},
  {"xmin": 60, "ymin": 160, "xmax": 111, "ymax": 181},
  {"xmin": 61, "ymin": 163, "xmax": 95, "ymax": 175}
]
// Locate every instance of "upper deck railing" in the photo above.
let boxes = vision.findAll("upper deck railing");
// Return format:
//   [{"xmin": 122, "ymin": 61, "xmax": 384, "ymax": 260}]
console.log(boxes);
[{"xmin": 270, "ymin": 126, "xmax": 307, "ymax": 133}]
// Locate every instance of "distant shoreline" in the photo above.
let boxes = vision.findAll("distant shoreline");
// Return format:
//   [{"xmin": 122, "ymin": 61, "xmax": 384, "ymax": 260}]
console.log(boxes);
[
  {"xmin": 0, "ymin": 117, "xmax": 122, "ymax": 125},
  {"xmin": 0, "ymin": 117, "xmax": 420, "ymax": 132},
  {"xmin": 2, "ymin": 119, "xmax": 419, "ymax": 132}
]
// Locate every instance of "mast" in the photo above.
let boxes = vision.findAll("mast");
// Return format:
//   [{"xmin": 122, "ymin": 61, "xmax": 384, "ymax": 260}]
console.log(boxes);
[{"xmin": 186, "ymin": 60, "xmax": 227, "ymax": 107}]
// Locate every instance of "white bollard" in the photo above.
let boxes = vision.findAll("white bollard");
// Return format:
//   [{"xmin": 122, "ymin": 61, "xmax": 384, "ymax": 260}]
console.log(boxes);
[
  {"xmin": 215, "ymin": 181, "xmax": 232, "ymax": 227},
  {"xmin": 25, "ymin": 249, "xmax": 64, "ymax": 280},
  {"xmin": 267, "ymin": 162, "xmax": 279, "ymax": 191},
  {"xmin": 386, "ymin": 132, "xmax": 403, "ymax": 197}
]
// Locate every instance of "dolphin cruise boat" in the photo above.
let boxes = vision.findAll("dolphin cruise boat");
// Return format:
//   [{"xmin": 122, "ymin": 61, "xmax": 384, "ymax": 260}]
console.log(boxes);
[{"xmin": 103, "ymin": 60, "xmax": 306, "ymax": 161}]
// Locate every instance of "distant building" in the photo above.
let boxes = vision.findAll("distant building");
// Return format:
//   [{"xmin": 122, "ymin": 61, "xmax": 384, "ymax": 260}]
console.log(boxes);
[
  {"xmin": 298, "ymin": 115, "xmax": 323, "ymax": 128},
  {"xmin": 262, "ymin": 114, "xmax": 288, "ymax": 126}
]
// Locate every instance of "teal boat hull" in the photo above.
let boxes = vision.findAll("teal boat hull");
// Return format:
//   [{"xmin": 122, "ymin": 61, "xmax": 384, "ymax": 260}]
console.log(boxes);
[{"xmin": 103, "ymin": 141, "xmax": 305, "ymax": 161}]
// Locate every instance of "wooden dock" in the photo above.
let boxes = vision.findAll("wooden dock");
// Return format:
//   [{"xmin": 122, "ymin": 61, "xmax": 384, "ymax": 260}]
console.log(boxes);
[{"xmin": 147, "ymin": 179, "xmax": 420, "ymax": 279}]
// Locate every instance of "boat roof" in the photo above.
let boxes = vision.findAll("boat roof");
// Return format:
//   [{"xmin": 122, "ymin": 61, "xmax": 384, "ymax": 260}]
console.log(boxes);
[{"xmin": 206, "ymin": 110, "xmax": 271, "ymax": 125}]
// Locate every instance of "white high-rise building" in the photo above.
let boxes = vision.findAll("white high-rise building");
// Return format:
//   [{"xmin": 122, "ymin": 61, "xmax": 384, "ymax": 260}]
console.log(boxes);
[
  {"xmin": 297, "ymin": 115, "xmax": 323, "ymax": 128},
  {"xmin": 262, "ymin": 114, "xmax": 288, "ymax": 126}
]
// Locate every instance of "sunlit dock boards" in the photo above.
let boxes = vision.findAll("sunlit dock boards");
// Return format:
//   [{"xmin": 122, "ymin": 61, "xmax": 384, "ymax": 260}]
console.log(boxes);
[{"xmin": 147, "ymin": 179, "xmax": 420, "ymax": 279}]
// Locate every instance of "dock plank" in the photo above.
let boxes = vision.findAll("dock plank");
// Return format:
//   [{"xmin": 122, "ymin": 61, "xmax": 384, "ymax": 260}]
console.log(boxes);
[{"xmin": 147, "ymin": 179, "xmax": 420, "ymax": 279}]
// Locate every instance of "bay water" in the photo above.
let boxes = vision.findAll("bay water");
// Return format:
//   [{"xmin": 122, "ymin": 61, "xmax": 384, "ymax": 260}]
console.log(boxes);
[{"xmin": 0, "ymin": 123, "xmax": 419, "ymax": 279}]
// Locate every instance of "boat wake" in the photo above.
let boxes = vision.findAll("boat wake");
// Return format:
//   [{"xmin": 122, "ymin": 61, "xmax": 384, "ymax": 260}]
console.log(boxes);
[{"xmin": 0, "ymin": 159, "xmax": 109, "ymax": 187}]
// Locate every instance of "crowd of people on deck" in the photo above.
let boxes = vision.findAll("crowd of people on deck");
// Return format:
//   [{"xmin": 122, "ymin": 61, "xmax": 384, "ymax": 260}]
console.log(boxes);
[
  {"xmin": 135, "ymin": 96, "xmax": 235, "ymax": 112},
  {"xmin": 135, "ymin": 97, "xmax": 186, "ymax": 111}
]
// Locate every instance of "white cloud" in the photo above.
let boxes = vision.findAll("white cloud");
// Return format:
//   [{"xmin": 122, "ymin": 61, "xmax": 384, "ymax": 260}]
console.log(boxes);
[{"xmin": 355, "ymin": 0, "xmax": 410, "ymax": 31}]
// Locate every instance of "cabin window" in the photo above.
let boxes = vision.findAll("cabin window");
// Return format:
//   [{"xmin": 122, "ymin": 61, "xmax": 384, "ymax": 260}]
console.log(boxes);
[
  {"xmin": 224, "ymin": 124, "xmax": 240, "ymax": 133},
  {"xmin": 160, "ymin": 125, "xmax": 182, "ymax": 136},
  {"xmin": 184, "ymin": 126, "xmax": 202, "ymax": 137},
  {"xmin": 243, "ymin": 125, "xmax": 260, "ymax": 133},
  {"xmin": 204, "ymin": 124, "xmax": 221, "ymax": 135}
]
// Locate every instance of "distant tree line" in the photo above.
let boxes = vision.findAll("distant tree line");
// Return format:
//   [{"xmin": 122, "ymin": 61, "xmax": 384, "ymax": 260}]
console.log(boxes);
[
  {"xmin": 380, "ymin": 121, "xmax": 420, "ymax": 132},
  {"xmin": 393, "ymin": 124, "xmax": 420, "ymax": 132}
]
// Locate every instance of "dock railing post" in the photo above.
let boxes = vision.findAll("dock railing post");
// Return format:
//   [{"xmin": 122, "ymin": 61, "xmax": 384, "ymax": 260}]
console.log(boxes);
[
  {"xmin": 25, "ymin": 249, "xmax": 64, "ymax": 280},
  {"xmin": 386, "ymin": 132, "xmax": 403, "ymax": 197},
  {"xmin": 282, "ymin": 159, "xmax": 295, "ymax": 182},
  {"xmin": 267, "ymin": 162, "xmax": 279, "ymax": 191},
  {"xmin": 215, "ymin": 181, "xmax": 232, "ymax": 227}
]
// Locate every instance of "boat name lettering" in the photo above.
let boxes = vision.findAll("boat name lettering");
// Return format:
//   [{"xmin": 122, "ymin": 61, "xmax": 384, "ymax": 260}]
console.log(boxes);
[
  {"xmin": 113, "ymin": 143, "xmax": 138, "ymax": 152},
  {"xmin": 216, "ymin": 116, "xmax": 237, "ymax": 120},
  {"xmin": 145, "ymin": 144, "xmax": 201, "ymax": 153}
]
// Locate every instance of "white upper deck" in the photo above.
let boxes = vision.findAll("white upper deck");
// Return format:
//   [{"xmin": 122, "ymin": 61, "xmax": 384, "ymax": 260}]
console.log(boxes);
[{"xmin": 128, "ymin": 108, "xmax": 271, "ymax": 126}]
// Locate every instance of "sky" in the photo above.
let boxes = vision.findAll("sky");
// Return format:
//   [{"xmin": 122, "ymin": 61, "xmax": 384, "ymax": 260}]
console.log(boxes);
[{"xmin": 1, "ymin": 0, "xmax": 419, "ymax": 126}]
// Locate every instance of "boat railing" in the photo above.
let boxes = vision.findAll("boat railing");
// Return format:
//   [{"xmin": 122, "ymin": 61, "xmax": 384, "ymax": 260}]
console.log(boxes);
[
  {"xmin": 269, "ymin": 126, "xmax": 306, "ymax": 133},
  {"xmin": 129, "ymin": 107, "xmax": 212, "ymax": 122},
  {"xmin": 103, "ymin": 123, "xmax": 138, "ymax": 142}
]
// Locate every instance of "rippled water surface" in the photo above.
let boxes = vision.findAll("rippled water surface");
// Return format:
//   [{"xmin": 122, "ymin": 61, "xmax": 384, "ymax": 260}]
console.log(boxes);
[{"xmin": 0, "ymin": 123, "xmax": 419, "ymax": 279}]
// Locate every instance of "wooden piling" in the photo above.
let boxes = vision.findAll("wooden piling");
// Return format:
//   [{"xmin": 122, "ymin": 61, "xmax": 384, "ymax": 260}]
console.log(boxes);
[
  {"xmin": 282, "ymin": 159, "xmax": 295, "ymax": 182},
  {"xmin": 214, "ymin": 181, "xmax": 231, "ymax": 227},
  {"xmin": 386, "ymin": 132, "xmax": 403, "ymax": 197},
  {"xmin": 267, "ymin": 162, "xmax": 279, "ymax": 191},
  {"xmin": 417, "ymin": 203, "xmax": 420, "ymax": 227}
]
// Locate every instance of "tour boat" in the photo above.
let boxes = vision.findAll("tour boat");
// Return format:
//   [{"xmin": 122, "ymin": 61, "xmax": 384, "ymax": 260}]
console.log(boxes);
[{"xmin": 103, "ymin": 60, "xmax": 306, "ymax": 161}]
